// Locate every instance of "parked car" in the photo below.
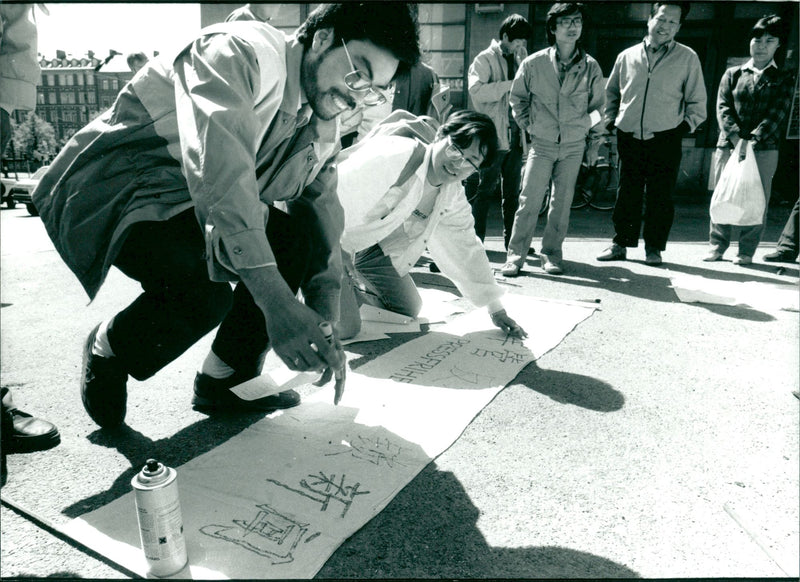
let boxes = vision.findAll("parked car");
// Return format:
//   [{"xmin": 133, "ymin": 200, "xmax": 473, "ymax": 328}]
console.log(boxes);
[{"xmin": 10, "ymin": 165, "xmax": 49, "ymax": 216}]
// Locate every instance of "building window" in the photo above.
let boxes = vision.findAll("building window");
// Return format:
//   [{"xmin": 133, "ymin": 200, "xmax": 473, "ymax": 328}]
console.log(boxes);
[
  {"xmin": 38, "ymin": 93, "xmax": 45, "ymax": 105},
  {"xmin": 48, "ymin": 93, "xmax": 57, "ymax": 104},
  {"xmin": 87, "ymin": 93, "xmax": 96, "ymax": 104},
  {"xmin": 419, "ymin": 4, "xmax": 467, "ymax": 101},
  {"xmin": 111, "ymin": 79, "xmax": 119, "ymax": 90},
  {"xmin": 62, "ymin": 74, "xmax": 72, "ymax": 86},
  {"xmin": 77, "ymin": 75, "xmax": 84, "ymax": 86},
  {"xmin": 102, "ymin": 79, "xmax": 109, "ymax": 91},
  {"xmin": 47, "ymin": 73, "xmax": 55, "ymax": 86},
  {"xmin": 86, "ymin": 74, "xmax": 94, "ymax": 86}
]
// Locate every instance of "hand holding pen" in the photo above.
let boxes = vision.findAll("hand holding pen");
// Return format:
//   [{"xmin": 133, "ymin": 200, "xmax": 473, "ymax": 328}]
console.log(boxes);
[{"xmin": 313, "ymin": 321, "xmax": 347, "ymax": 404}]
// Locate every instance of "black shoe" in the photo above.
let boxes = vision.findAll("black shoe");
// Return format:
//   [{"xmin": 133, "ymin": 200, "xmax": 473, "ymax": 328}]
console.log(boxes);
[
  {"xmin": 597, "ymin": 243, "xmax": 627, "ymax": 261},
  {"xmin": 4, "ymin": 408, "xmax": 61, "ymax": 453},
  {"xmin": 192, "ymin": 372, "xmax": 301, "ymax": 413},
  {"xmin": 763, "ymin": 250, "xmax": 797, "ymax": 263},
  {"xmin": 81, "ymin": 324, "xmax": 128, "ymax": 428}
]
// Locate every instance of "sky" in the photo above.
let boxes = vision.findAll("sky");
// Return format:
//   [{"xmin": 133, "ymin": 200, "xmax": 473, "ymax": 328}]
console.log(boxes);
[{"xmin": 35, "ymin": 3, "xmax": 203, "ymax": 60}]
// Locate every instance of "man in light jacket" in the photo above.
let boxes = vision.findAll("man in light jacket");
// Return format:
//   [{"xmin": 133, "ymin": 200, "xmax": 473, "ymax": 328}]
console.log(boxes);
[
  {"xmin": 335, "ymin": 110, "xmax": 526, "ymax": 340},
  {"xmin": 33, "ymin": 4, "xmax": 421, "ymax": 428},
  {"xmin": 597, "ymin": 1, "xmax": 706, "ymax": 266},
  {"xmin": 466, "ymin": 14, "xmax": 532, "ymax": 249},
  {"xmin": 502, "ymin": 2, "xmax": 605, "ymax": 277}
]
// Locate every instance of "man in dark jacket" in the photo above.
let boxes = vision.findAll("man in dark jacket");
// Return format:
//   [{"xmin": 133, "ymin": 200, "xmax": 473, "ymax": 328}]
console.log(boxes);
[{"xmin": 33, "ymin": 4, "xmax": 421, "ymax": 428}]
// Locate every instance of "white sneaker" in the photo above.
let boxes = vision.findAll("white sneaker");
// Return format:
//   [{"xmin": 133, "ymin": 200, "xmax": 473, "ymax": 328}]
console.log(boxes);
[
  {"xmin": 501, "ymin": 262, "xmax": 520, "ymax": 277},
  {"xmin": 542, "ymin": 260, "xmax": 563, "ymax": 275},
  {"xmin": 702, "ymin": 249, "xmax": 723, "ymax": 262},
  {"xmin": 733, "ymin": 255, "xmax": 752, "ymax": 265}
]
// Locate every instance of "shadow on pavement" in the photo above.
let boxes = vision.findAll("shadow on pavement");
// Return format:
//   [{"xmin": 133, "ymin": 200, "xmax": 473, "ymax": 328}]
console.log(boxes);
[
  {"xmin": 516, "ymin": 364, "xmax": 625, "ymax": 412},
  {"xmin": 61, "ymin": 413, "xmax": 266, "ymax": 518},
  {"xmin": 318, "ymin": 464, "xmax": 640, "ymax": 578},
  {"xmin": 493, "ymin": 260, "xmax": 782, "ymax": 322}
]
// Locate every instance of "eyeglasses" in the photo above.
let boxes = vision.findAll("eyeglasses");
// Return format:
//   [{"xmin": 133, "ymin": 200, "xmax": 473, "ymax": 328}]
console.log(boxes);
[
  {"xmin": 445, "ymin": 138, "xmax": 481, "ymax": 173},
  {"xmin": 557, "ymin": 16, "xmax": 583, "ymax": 28},
  {"xmin": 341, "ymin": 39, "xmax": 387, "ymax": 106}
]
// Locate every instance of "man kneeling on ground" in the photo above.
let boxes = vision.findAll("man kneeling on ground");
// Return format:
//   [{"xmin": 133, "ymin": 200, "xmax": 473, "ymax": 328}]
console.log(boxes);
[{"xmin": 335, "ymin": 110, "xmax": 527, "ymax": 340}]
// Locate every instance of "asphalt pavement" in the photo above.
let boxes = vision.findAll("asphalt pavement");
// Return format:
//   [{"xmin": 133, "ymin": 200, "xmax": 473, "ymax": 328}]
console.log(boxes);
[{"xmin": 1, "ymin": 194, "xmax": 798, "ymax": 579}]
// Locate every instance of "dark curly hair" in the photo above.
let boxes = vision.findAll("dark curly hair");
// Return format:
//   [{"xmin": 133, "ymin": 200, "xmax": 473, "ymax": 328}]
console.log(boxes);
[
  {"xmin": 295, "ymin": 3, "xmax": 421, "ymax": 68},
  {"xmin": 436, "ymin": 110, "xmax": 499, "ymax": 169}
]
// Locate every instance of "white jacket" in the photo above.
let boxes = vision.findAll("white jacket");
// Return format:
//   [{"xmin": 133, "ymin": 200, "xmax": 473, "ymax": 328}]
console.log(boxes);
[{"xmin": 336, "ymin": 134, "xmax": 504, "ymax": 312}]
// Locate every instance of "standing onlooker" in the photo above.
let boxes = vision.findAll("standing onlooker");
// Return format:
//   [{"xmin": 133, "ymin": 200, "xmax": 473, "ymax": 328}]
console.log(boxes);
[
  {"xmin": 703, "ymin": 15, "xmax": 793, "ymax": 265},
  {"xmin": 501, "ymin": 3, "xmax": 604, "ymax": 276},
  {"xmin": 597, "ymin": 2, "xmax": 706, "ymax": 265},
  {"xmin": 1, "ymin": 3, "xmax": 61, "ymax": 486},
  {"xmin": 466, "ymin": 14, "xmax": 531, "ymax": 249}
]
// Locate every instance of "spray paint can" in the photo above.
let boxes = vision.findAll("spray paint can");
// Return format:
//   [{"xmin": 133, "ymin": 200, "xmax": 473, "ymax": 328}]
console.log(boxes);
[{"xmin": 131, "ymin": 459, "xmax": 188, "ymax": 577}]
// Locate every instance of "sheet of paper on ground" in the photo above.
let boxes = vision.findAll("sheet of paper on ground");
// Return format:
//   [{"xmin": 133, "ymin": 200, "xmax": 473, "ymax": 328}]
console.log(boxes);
[
  {"xmin": 62, "ymin": 295, "xmax": 596, "ymax": 579},
  {"xmin": 670, "ymin": 273, "xmax": 799, "ymax": 313}
]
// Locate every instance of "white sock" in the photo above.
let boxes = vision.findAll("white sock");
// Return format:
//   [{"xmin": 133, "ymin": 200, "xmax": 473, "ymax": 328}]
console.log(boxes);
[
  {"xmin": 92, "ymin": 320, "xmax": 116, "ymax": 358},
  {"xmin": 200, "ymin": 351, "xmax": 234, "ymax": 379}
]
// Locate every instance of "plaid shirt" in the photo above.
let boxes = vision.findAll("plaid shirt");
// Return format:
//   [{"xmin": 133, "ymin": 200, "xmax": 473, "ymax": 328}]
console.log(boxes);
[{"xmin": 716, "ymin": 60, "xmax": 795, "ymax": 150}]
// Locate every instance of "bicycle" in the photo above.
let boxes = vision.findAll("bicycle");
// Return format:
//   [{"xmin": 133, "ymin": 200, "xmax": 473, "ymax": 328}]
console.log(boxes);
[
  {"xmin": 536, "ymin": 137, "xmax": 618, "ymax": 216},
  {"xmin": 570, "ymin": 137, "xmax": 618, "ymax": 211}
]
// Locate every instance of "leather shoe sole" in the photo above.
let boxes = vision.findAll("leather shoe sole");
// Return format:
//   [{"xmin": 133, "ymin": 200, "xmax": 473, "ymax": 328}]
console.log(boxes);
[
  {"xmin": 192, "ymin": 372, "xmax": 301, "ymax": 413},
  {"xmin": 763, "ymin": 251, "xmax": 797, "ymax": 263},
  {"xmin": 5, "ymin": 410, "xmax": 61, "ymax": 454},
  {"xmin": 81, "ymin": 324, "xmax": 128, "ymax": 428},
  {"xmin": 645, "ymin": 253, "xmax": 663, "ymax": 266},
  {"xmin": 597, "ymin": 247, "xmax": 626, "ymax": 261}
]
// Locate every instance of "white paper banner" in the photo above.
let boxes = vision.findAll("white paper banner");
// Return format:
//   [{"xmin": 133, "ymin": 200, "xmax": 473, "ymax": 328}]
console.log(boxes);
[{"xmin": 62, "ymin": 295, "xmax": 595, "ymax": 579}]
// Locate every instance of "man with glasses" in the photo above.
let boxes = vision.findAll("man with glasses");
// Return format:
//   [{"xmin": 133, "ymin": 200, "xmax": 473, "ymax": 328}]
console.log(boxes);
[
  {"xmin": 502, "ymin": 2, "xmax": 604, "ymax": 277},
  {"xmin": 33, "ymin": 4, "xmax": 421, "ymax": 427},
  {"xmin": 597, "ymin": 1, "xmax": 706, "ymax": 266},
  {"xmin": 334, "ymin": 110, "xmax": 527, "ymax": 340}
]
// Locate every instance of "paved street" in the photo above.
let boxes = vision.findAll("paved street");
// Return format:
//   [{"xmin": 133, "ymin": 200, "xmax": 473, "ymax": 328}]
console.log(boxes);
[{"xmin": 1, "ymin": 197, "xmax": 798, "ymax": 578}]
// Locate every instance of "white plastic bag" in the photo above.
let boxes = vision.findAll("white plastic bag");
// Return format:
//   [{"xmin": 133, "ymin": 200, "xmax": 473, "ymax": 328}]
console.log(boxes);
[{"xmin": 709, "ymin": 140, "xmax": 765, "ymax": 226}]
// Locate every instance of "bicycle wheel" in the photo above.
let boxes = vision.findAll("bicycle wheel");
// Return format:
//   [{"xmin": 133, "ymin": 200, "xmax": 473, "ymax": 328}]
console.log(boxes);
[
  {"xmin": 571, "ymin": 165, "xmax": 592, "ymax": 209},
  {"xmin": 589, "ymin": 165, "xmax": 617, "ymax": 211}
]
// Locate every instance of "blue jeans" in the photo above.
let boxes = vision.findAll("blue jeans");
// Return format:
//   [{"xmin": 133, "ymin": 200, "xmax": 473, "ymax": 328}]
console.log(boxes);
[
  {"xmin": 339, "ymin": 244, "xmax": 422, "ymax": 339},
  {"xmin": 708, "ymin": 147, "xmax": 779, "ymax": 258},
  {"xmin": 506, "ymin": 137, "xmax": 585, "ymax": 266}
]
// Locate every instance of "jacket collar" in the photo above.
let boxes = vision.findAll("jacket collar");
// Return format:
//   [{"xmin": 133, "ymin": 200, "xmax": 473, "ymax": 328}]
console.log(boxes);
[
  {"xmin": 742, "ymin": 58, "xmax": 778, "ymax": 74},
  {"xmin": 548, "ymin": 45, "xmax": 586, "ymax": 74}
]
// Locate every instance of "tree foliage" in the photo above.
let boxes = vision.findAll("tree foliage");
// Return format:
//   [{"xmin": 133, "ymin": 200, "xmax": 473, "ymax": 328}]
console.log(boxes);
[{"xmin": 12, "ymin": 112, "xmax": 58, "ymax": 162}]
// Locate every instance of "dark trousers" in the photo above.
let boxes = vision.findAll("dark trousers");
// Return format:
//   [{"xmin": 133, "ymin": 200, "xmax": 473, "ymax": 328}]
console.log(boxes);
[
  {"xmin": 776, "ymin": 198, "xmax": 800, "ymax": 257},
  {"xmin": 612, "ymin": 129, "xmax": 684, "ymax": 251},
  {"xmin": 108, "ymin": 207, "xmax": 310, "ymax": 381},
  {"xmin": 465, "ymin": 142, "xmax": 523, "ymax": 249}
]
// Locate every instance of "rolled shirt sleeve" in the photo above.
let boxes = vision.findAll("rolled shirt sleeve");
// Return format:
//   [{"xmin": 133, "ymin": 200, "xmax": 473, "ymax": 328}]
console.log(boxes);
[{"xmin": 173, "ymin": 32, "xmax": 282, "ymax": 279}]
